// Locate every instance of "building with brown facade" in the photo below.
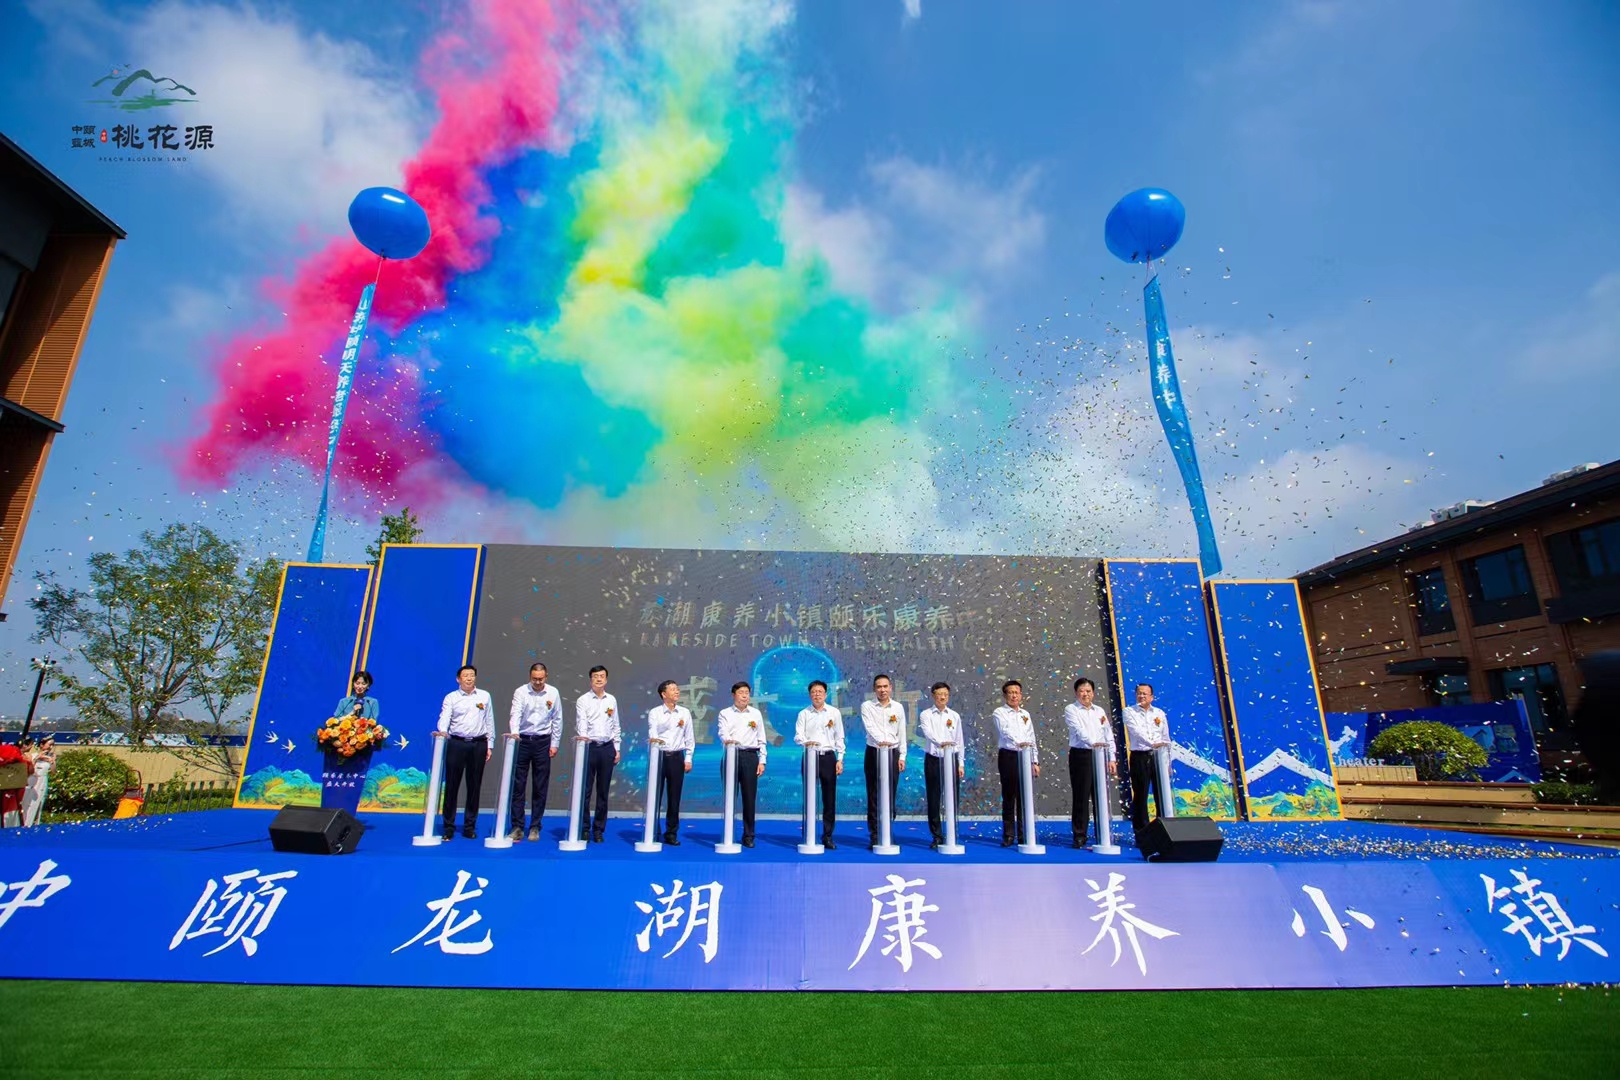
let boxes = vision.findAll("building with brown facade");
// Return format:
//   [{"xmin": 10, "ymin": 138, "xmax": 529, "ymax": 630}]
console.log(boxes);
[
  {"xmin": 0, "ymin": 132, "xmax": 123, "ymax": 615},
  {"xmin": 1298, "ymin": 460, "xmax": 1620, "ymax": 765}
]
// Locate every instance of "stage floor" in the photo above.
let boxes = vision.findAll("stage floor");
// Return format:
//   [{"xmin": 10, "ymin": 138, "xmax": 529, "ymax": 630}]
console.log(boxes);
[{"xmin": 3, "ymin": 809, "xmax": 1612, "ymax": 864}]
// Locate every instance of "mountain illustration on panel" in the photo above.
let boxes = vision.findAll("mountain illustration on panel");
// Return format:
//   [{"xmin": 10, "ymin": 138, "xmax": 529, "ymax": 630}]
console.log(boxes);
[
  {"xmin": 89, "ymin": 67, "xmax": 198, "ymax": 110},
  {"xmin": 238, "ymin": 765, "xmax": 320, "ymax": 807}
]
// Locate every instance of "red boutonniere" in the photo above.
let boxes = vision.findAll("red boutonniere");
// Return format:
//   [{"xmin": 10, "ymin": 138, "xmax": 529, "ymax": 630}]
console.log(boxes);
[
  {"xmin": 1154, "ymin": 715, "xmax": 1162, "ymax": 725},
  {"xmin": 476, "ymin": 702, "xmax": 486, "ymax": 710},
  {"xmin": 946, "ymin": 718, "xmax": 954, "ymax": 729},
  {"xmin": 606, "ymin": 707, "xmax": 615, "ymax": 718},
  {"xmin": 826, "ymin": 719, "xmax": 834, "ymax": 728},
  {"xmin": 748, "ymin": 720, "xmax": 758, "ymax": 730},
  {"xmin": 889, "ymin": 714, "xmax": 898, "ymax": 726},
  {"xmin": 677, "ymin": 718, "xmax": 685, "ymax": 727}
]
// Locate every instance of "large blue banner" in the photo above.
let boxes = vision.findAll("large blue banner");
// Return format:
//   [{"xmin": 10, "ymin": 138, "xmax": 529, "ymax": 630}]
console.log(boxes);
[
  {"xmin": 236, "ymin": 564, "xmax": 373, "ymax": 810},
  {"xmin": 1209, "ymin": 580, "xmax": 1342, "ymax": 820},
  {"xmin": 1104, "ymin": 559, "xmax": 1238, "ymax": 818},
  {"xmin": 0, "ymin": 843, "xmax": 1611, "ymax": 989}
]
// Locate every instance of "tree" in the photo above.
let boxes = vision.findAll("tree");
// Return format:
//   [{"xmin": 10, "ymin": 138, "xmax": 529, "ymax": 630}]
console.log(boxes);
[
  {"xmin": 365, "ymin": 507, "xmax": 424, "ymax": 565},
  {"xmin": 29, "ymin": 524, "xmax": 282, "ymax": 779},
  {"xmin": 1368, "ymin": 721, "xmax": 1489, "ymax": 781}
]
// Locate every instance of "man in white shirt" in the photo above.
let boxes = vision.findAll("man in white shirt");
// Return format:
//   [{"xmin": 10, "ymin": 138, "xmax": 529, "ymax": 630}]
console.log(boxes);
[
  {"xmin": 860, "ymin": 674, "xmax": 907, "ymax": 851},
  {"xmin": 506, "ymin": 662, "xmax": 561, "ymax": 843},
  {"xmin": 434, "ymin": 664, "xmax": 494, "ymax": 841},
  {"xmin": 993, "ymin": 679, "xmax": 1040, "ymax": 847},
  {"xmin": 648, "ymin": 679, "xmax": 695, "ymax": 845},
  {"xmin": 1064, "ymin": 677, "xmax": 1117, "ymax": 849},
  {"xmin": 574, "ymin": 664, "xmax": 620, "ymax": 843},
  {"xmin": 1122, "ymin": 682, "xmax": 1171, "ymax": 835},
  {"xmin": 716, "ymin": 680, "xmax": 768, "ymax": 848},
  {"xmin": 794, "ymin": 679, "xmax": 845, "ymax": 849},
  {"xmin": 917, "ymin": 681, "xmax": 966, "ymax": 850}
]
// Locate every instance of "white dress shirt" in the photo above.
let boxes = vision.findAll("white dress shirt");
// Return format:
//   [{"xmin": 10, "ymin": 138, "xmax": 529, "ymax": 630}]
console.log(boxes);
[
  {"xmin": 794, "ymin": 705, "xmax": 846, "ymax": 762},
  {"xmin": 860, "ymin": 699, "xmax": 908, "ymax": 761},
  {"xmin": 509, "ymin": 683, "xmax": 562, "ymax": 739},
  {"xmin": 1064, "ymin": 702, "xmax": 1116, "ymax": 762},
  {"xmin": 1122, "ymin": 704, "xmax": 1170, "ymax": 751},
  {"xmin": 575, "ymin": 690, "xmax": 621, "ymax": 753},
  {"xmin": 992, "ymin": 705, "xmax": 1038, "ymax": 763},
  {"xmin": 717, "ymin": 705, "xmax": 768, "ymax": 763},
  {"xmin": 648, "ymin": 703, "xmax": 695, "ymax": 764},
  {"xmin": 438, "ymin": 688, "xmax": 494, "ymax": 739},
  {"xmin": 917, "ymin": 706, "xmax": 964, "ymax": 759}
]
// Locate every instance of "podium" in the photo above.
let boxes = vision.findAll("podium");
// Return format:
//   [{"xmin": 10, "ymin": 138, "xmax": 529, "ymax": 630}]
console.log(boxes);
[
  {"xmin": 1091, "ymin": 745, "xmax": 1121, "ymax": 855},
  {"xmin": 635, "ymin": 741, "xmax": 664, "ymax": 853},
  {"xmin": 873, "ymin": 746, "xmax": 899, "ymax": 856},
  {"xmin": 483, "ymin": 734, "xmax": 517, "ymax": 849},
  {"xmin": 411, "ymin": 735, "xmax": 447, "ymax": 847},
  {"xmin": 937, "ymin": 745, "xmax": 964, "ymax": 856},
  {"xmin": 797, "ymin": 747, "xmax": 824, "ymax": 855},
  {"xmin": 1016, "ymin": 746, "xmax": 1044, "ymax": 855},
  {"xmin": 1154, "ymin": 744, "xmax": 1176, "ymax": 819},
  {"xmin": 716, "ymin": 743, "xmax": 742, "ymax": 854}
]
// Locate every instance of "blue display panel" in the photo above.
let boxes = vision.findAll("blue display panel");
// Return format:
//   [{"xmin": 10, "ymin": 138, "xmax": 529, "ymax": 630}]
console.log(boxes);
[
  {"xmin": 1210, "ymin": 580, "xmax": 1342, "ymax": 819},
  {"xmin": 235, "ymin": 564, "xmax": 373, "ymax": 809},
  {"xmin": 356, "ymin": 544, "xmax": 484, "ymax": 812},
  {"xmin": 0, "ymin": 836, "xmax": 1612, "ymax": 990},
  {"xmin": 1103, "ymin": 560, "xmax": 1238, "ymax": 818}
]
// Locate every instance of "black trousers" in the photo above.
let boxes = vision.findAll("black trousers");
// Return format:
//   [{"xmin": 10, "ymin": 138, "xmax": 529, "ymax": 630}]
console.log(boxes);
[
  {"xmin": 508, "ymin": 733, "xmax": 552, "ymax": 832},
  {"xmin": 1069, "ymin": 747, "xmax": 1100, "ymax": 843},
  {"xmin": 725, "ymin": 748, "xmax": 760, "ymax": 839},
  {"xmin": 997, "ymin": 747, "xmax": 1027, "ymax": 837},
  {"xmin": 864, "ymin": 745, "xmax": 901, "ymax": 841},
  {"xmin": 805, "ymin": 750, "xmax": 837, "ymax": 837},
  {"xmin": 924, "ymin": 753, "xmax": 961, "ymax": 841},
  {"xmin": 442, "ymin": 736, "xmax": 487, "ymax": 829},
  {"xmin": 656, "ymin": 750, "xmax": 686, "ymax": 839},
  {"xmin": 1129, "ymin": 749, "xmax": 1166, "ymax": 832},
  {"xmin": 582, "ymin": 740, "xmax": 616, "ymax": 836}
]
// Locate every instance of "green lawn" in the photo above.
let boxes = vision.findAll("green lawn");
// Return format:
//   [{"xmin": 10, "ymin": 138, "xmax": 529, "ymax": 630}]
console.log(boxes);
[{"xmin": 0, "ymin": 981, "xmax": 1614, "ymax": 1078}]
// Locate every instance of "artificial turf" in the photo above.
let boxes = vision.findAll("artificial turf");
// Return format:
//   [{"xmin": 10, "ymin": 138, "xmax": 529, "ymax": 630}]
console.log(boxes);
[{"xmin": 0, "ymin": 980, "xmax": 1614, "ymax": 1078}]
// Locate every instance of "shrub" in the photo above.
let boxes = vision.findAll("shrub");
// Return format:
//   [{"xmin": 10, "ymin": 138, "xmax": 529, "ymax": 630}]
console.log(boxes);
[
  {"xmin": 1533, "ymin": 781, "xmax": 1603, "ymax": 806},
  {"xmin": 45, "ymin": 749, "xmax": 136, "ymax": 815},
  {"xmin": 1368, "ymin": 721, "xmax": 1488, "ymax": 781}
]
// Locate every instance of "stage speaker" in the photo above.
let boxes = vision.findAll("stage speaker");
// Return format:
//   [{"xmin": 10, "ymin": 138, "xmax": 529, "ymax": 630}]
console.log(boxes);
[
  {"xmin": 1137, "ymin": 816, "xmax": 1223, "ymax": 862},
  {"xmin": 269, "ymin": 806, "xmax": 363, "ymax": 855}
]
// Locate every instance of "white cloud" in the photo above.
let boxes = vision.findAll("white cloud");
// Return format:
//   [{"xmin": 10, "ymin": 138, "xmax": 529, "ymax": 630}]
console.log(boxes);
[
  {"xmin": 1518, "ymin": 271, "xmax": 1620, "ymax": 379},
  {"xmin": 901, "ymin": 0, "xmax": 922, "ymax": 23},
  {"xmin": 782, "ymin": 156, "xmax": 1045, "ymax": 314},
  {"xmin": 31, "ymin": 0, "xmax": 426, "ymax": 238}
]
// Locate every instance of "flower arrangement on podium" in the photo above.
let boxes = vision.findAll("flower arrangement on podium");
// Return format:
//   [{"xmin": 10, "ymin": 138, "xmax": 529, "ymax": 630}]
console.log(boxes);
[
  {"xmin": 315, "ymin": 715, "xmax": 390, "ymax": 758},
  {"xmin": 315, "ymin": 715, "xmax": 389, "ymax": 813}
]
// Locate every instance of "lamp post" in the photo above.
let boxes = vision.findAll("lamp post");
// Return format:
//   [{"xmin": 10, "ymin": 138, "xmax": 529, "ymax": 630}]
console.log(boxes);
[{"xmin": 21, "ymin": 657, "xmax": 56, "ymax": 741}]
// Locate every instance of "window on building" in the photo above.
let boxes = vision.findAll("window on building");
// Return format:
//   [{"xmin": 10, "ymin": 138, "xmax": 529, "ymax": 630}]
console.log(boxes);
[
  {"xmin": 1487, "ymin": 664, "xmax": 1566, "ymax": 735},
  {"xmin": 1409, "ymin": 567, "xmax": 1455, "ymax": 636},
  {"xmin": 1546, "ymin": 518, "xmax": 1620, "ymax": 593},
  {"xmin": 1424, "ymin": 672, "xmax": 1471, "ymax": 707},
  {"xmin": 1461, "ymin": 546, "xmax": 1539, "ymax": 623}
]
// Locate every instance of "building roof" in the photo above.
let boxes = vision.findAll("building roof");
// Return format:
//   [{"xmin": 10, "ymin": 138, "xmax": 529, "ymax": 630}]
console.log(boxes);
[
  {"xmin": 0, "ymin": 130, "xmax": 125, "ymax": 238},
  {"xmin": 1297, "ymin": 459, "xmax": 1620, "ymax": 586}
]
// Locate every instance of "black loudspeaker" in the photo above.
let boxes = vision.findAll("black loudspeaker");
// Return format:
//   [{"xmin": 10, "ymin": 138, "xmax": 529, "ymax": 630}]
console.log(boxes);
[
  {"xmin": 269, "ymin": 806, "xmax": 362, "ymax": 854},
  {"xmin": 1137, "ymin": 816, "xmax": 1223, "ymax": 862}
]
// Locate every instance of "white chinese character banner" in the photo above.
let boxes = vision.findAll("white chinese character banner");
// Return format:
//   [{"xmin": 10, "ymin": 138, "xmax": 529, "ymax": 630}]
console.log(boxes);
[{"xmin": 0, "ymin": 850, "xmax": 1611, "ymax": 990}]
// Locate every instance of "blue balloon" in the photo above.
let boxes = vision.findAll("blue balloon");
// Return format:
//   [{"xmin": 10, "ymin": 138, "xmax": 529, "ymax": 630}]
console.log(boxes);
[
  {"xmin": 348, "ymin": 187, "xmax": 431, "ymax": 260},
  {"xmin": 1104, "ymin": 188, "xmax": 1185, "ymax": 264}
]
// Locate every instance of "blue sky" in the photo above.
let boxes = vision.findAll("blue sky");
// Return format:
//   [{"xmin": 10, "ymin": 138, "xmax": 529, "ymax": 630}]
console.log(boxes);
[{"xmin": 0, "ymin": 0, "xmax": 1616, "ymax": 715}]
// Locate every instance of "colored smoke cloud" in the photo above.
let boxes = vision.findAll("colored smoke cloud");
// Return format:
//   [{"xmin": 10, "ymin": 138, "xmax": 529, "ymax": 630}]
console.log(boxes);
[{"xmin": 185, "ymin": 0, "xmax": 977, "ymax": 551}]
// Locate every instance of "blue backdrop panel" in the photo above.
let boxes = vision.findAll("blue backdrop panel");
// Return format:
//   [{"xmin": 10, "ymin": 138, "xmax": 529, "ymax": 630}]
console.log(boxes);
[
  {"xmin": 1329, "ymin": 702, "xmax": 1541, "ymax": 784},
  {"xmin": 357, "ymin": 544, "xmax": 484, "ymax": 812},
  {"xmin": 1103, "ymin": 560, "xmax": 1238, "ymax": 818},
  {"xmin": 0, "ymin": 844, "xmax": 1612, "ymax": 989},
  {"xmin": 236, "ymin": 564, "xmax": 373, "ymax": 809},
  {"xmin": 1210, "ymin": 581, "xmax": 1341, "ymax": 819}
]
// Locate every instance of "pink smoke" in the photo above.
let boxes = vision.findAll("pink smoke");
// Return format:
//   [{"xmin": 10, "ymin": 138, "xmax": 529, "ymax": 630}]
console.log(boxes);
[{"xmin": 183, "ymin": 0, "xmax": 566, "ymax": 504}]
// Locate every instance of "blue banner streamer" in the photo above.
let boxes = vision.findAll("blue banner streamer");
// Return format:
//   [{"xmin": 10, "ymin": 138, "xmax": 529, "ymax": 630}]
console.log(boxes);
[
  {"xmin": 1144, "ymin": 275, "xmax": 1222, "ymax": 579},
  {"xmin": 307, "ymin": 283, "xmax": 375, "ymax": 563}
]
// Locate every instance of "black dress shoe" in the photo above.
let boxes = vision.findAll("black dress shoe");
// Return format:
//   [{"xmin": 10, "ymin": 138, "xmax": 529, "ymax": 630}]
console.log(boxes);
[
  {"xmin": 1000, "ymin": 836, "xmax": 1016, "ymax": 848},
  {"xmin": 929, "ymin": 840, "xmax": 940, "ymax": 851},
  {"xmin": 591, "ymin": 830, "xmax": 604, "ymax": 843},
  {"xmin": 462, "ymin": 826, "xmax": 477, "ymax": 839},
  {"xmin": 441, "ymin": 827, "xmax": 455, "ymax": 841},
  {"xmin": 741, "ymin": 836, "xmax": 755, "ymax": 848},
  {"xmin": 823, "ymin": 837, "xmax": 838, "ymax": 850},
  {"xmin": 664, "ymin": 834, "xmax": 681, "ymax": 846}
]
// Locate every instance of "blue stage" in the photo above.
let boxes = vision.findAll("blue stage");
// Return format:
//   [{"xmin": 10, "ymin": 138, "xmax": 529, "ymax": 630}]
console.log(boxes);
[{"xmin": 2, "ymin": 811, "xmax": 1614, "ymax": 991}]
